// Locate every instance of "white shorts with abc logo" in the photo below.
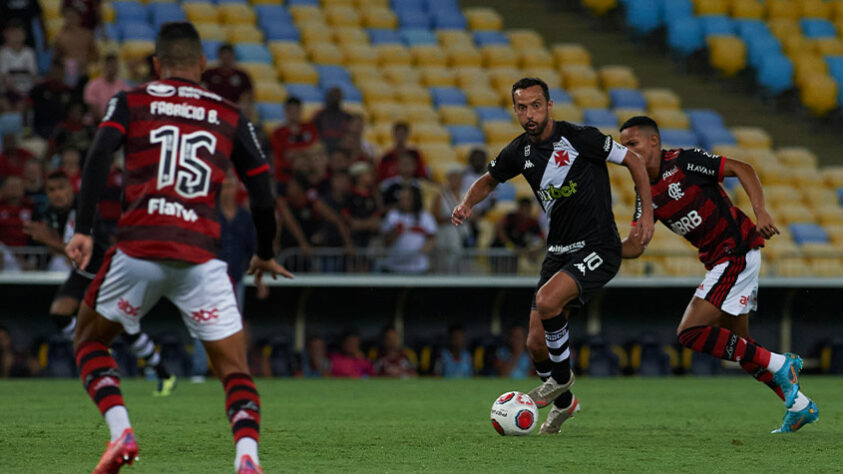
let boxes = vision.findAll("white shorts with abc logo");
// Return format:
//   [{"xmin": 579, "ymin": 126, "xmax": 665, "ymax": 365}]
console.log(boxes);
[
  {"xmin": 694, "ymin": 249, "xmax": 761, "ymax": 316},
  {"xmin": 85, "ymin": 248, "xmax": 242, "ymax": 341}
]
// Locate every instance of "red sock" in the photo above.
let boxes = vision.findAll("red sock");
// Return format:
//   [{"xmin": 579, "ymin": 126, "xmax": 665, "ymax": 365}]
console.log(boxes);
[
  {"xmin": 75, "ymin": 341, "xmax": 125, "ymax": 415},
  {"xmin": 677, "ymin": 326, "xmax": 772, "ymax": 366},
  {"xmin": 223, "ymin": 373, "xmax": 261, "ymax": 443},
  {"xmin": 739, "ymin": 338, "xmax": 785, "ymax": 401}
]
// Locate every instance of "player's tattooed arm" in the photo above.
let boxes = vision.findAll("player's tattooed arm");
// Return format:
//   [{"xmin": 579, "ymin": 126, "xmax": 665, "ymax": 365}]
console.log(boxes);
[
  {"xmin": 723, "ymin": 159, "xmax": 780, "ymax": 239},
  {"xmin": 452, "ymin": 172, "xmax": 498, "ymax": 226}
]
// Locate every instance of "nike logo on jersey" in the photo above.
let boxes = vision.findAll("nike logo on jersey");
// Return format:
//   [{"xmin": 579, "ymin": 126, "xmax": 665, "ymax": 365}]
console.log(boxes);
[{"xmin": 524, "ymin": 160, "xmax": 534, "ymax": 169}]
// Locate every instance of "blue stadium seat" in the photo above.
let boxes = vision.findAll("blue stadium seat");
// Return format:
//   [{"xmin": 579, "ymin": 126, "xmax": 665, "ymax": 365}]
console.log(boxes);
[
  {"xmin": 287, "ymin": 0, "xmax": 320, "ymax": 5},
  {"xmin": 609, "ymin": 88, "xmax": 647, "ymax": 109},
  {"xmin": 686, "ymin": 109, "xmax": 724, "ymax": 133},
  {"xmin": 837, "ymin": 188, "xmax": 843, "ymax": 206},
  {"xmin": 447, "ymin": 125, "xmax": 485, "ymax": 145},
  {"xmin": 699, "ymin": 15, "xmax": 735, "ymax": 37},
  {"xmin": 696, "ymin": 127, "xmax": 736, "ymax": 150},
  {"xmin": 431, "ymin": 87, "xmax": 467, "ymax": 106},
  {"xmin": 396, "ymin": 9, "xmax": 432, "ymax": 29},
  {"xmin": 202, "ymin": 40, "xmax": 222, "ymax": 62},
  {"xmin": 393, "ymin": 0, "xmax": 426, "ymax": 11},
  {"xmin": 401, "ymin": 28, "xmax": 438, "ymax": 46},
  {"xmin": 549, "ymin": 88, "xmax": 572, "ymax": 104},
  {"xmin": 583, "ymin": 108, "xmax": 618, "ymax": 127},
  {"xmin": 496, "ymin": 181, "xmax": 516, "ymax": 201},
  {"xmin": 473, "ymin": 31, "xmax": 509, "ymax": 46},
  {"xmin": 475, "ymin": 107, "xmax": 512, "ymax": 122},
  {"xmin": 722, "ymin": 176, "xmax": 739, "ymax": 191},
  {"xmin": 217, "ymin": 0, "xmax": 248, "ymax": 3},
  {"xmin": 426, "ymin": 0, "xmax": 461, "ymax": 13},
  {"xmin": 746, "ymin": 35, "xmax": 781, "ymax": 69},
  {"xmin": 234, "ymin": 44, "xmax": 272, "ymax": 63},
  {"xmin": 262, "ymin": 23, "xmax": 300, "ymax": 42},
  {"xmin": 625, "ymin": 0, "xmax": 661, "ymax": 35},
  {"xmin": 105, "ymin": 23, "xmax": 120, "ymax": 40},
  {"xmin": 789, "ymin": 224, "xmax": 828, "ymax": 244},
  {"xmin": 660, "ymin": 129, "xmax": 699, "ymax": 148},
  {"xmin": 326, "ymin": 83, "xmax": 363, "ymax": 103},
  {"xmin": 255, "ymin": 5, "xmax": 293, "ymax": 23},
  {"xmin": 825, "ymin": 56, "xmax": 843, "ymax": 85},
  {"xmin": 257, "ymin": 103, "xmax": 285, "ymax": 122},
  {"xmin": 432, "ymin": 11, "xmax": 467, "ymax": 30},
  {"xmin": 119, "ymin": 22, "xmax": 155, "ymax": 41},
  {"xmin": 285, "ymin": 84, "xmax": 323, "ymax": 103},
  {"xmin": 662, "ymin": 0, "xmax": 693, "ymax": 23},
  {"xmin": 111, "ymin": 1, "xmax": 147, "ymax": 23},
  {"xmin": 801, "ymin": 19, "xmax": 837, "ymax": 39},
  {"xmin": 757, "ymin": 54, "xmax": 794, "ymax": 95},
  {"xmin": 368, "ymin": 29, "xmax": 403, "ymax": 45},
  {"xmin": 735, "ymin": 19, "xmax": 769, "ymax": 42},
  {"xmin": 149, "ymin": 4, "xmax": 185, "ymax": 30},
  {"xmin": 0, "ymin": 112, "xmax": 23, "ymax": 135},
  {"xmin": 667, "ymin": 17, "xmax": 704, "ymax": 55},
  {"xmin": 315, "ymin": 65, "xmax": 351, "ymax": 84}
]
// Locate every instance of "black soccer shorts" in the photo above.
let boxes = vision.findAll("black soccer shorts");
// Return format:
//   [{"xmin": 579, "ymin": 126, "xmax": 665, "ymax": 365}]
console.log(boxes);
[{"xmin": 532, "ymin": 244, "xmax": 621, "ymax": 311}]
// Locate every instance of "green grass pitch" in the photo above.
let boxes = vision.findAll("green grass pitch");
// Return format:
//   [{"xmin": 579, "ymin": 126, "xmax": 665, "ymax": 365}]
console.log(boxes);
[{"xmin": 0, "ymin": 377, "xmax": 840, "ymax": 473}]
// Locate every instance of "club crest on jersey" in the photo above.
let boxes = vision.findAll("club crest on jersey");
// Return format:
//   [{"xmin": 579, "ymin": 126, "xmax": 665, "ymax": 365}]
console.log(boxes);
[
  {"xmin": 667, "ymin": 182, "xmax": 684, "ymax": 200},
  {"xmin": 550, "ymin": 138, "xmax": 578, "ymax": 168},
  {"xmin": 147, "ymin": 83, "xmax": 176, "ymax": 97}
]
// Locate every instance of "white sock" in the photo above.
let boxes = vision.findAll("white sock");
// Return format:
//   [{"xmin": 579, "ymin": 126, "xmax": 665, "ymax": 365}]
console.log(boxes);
[
  {"xmin": 104, "ymin": 406, "xmax": 132, "ymax": 442},
  {"xmin": 788, "ymin": 391, "xmax": 810, "ymax": 412},
  {"xmin": 766, "ymin": 352, "xmax": 786, "ymax": 373},
  {"xmin": 235, "ymin": 438, "xmax": 259, "ymax": 469}
]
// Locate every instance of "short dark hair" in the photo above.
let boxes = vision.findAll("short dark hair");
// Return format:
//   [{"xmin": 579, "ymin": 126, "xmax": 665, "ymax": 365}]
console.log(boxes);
[
  {"xmin": 285, "ymin": 96, "xmax": 302, "ymax": 107},
  {"xmin": 4, "ymin": 18, "xmax": 25, "ymax": 30},
  {"xmin": 218, "ymin": 43, "xmax": 234, "ymax": 55},
  {"xmin": 393, "ymin": 121, "xmax": 410, "ymax": 133},
  {"xmin": 511, "ymin": 77, "xmax": 550, "ymax": 103},
  {"xmin": 155, "ymin": 22, "xmax": 203, "ymax": 68},
  {"xmin": 619, "ymin": 116, "xmax": 660, "ymax": 136},
  {"xmin": 46, "ymin": 170, "xmax": 70, "ymax": 182}
]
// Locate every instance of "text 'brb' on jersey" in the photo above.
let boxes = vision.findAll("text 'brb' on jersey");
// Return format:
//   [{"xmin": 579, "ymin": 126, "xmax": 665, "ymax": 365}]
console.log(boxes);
[
  {"xmin": 633, "ymin": 148, "xmax": 764, "ymax": 269},
  {"xmin": 487, "ymin": 121, "xmax": 628, "ymax": 252},
  {"xmin": 99, "ymin": 78, "xmax": 269, "ymax": 264}
]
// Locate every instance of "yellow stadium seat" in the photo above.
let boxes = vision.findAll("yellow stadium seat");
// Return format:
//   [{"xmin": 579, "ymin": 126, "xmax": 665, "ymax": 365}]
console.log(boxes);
[
  {"xmin": 650, "ymin": 109, "xmax": 690, "ymax": 129},
  {"xmin": 663, "ymin": 256, "xmax": 706, "ymax": 277},
  {"xmin": 642, "ymin": 88, "xmax": 681, "ymax": 111},
  {"xmin": 368, "ymin": 102, "xmax": 406, "ymax": 125},
  {"xmin": 184, "ymin": 3, "xmax": 218, "ymax": 23},
  {"xmin": 464, "ymin": 86, "xmax": 502, "ymax": 107},
  {"xmin": 801, "ymin": 242, "xmax": 837, "ymax": 258},
  {"xmin": 519, "ymin": 48, "xmax": 554, "ymax": 69},
  {"xmin": 570, "ymin": 87, "xmax": 610, "ymax": 109},
  {"xmin": 801, "ymin": 0, "xmax": 832, "ymax": 19},
  {"xmin": 613, "ymin": 108, "xmax": 646, "ymax": 124},
  {"xmin": 376, "ymin": 44, "xmax": 412, "ymax": 66},
  {"xmin": 822, "ymin": 166, "xmax": 843, "ymax": 187},
  {"xmin": 481, "ymin": 45, "xmax": 519, "ymax": 69},
  {"xmin": 793, "ymin": 55, "xmax": 828, "ymax": 88},
  {"xmin": 803, "ymin": 188, "xmax": 838, "ymax": 208},
  {"xmin": 561, "ymin": 65, "xmax": 599, "ymax": 89},
  {"xmin": 411, "ymin": 45, "xmax": 447, "ymax": 67},
  {"xmin": 708, "ymin": 35, "xmax": 747, "ymax": 77},
  {"xmin": 757, "ymin": 165, "xmax": 792, "ymax": 186},
  {"xmin": 439, "ymin": 106, "xmax": 478, "ymax": 126},
  {"xmin": 42, "ymin": 0, "xmax": 62, "ymax": 19},
  {"xmin": 695, "ymin": 0, "xmax": 729, "ymax": 15},
  {"xmin": 791, "ymin": 167, "xmax": 825, "ymax": 187},
  {"xmin": 494, "ymin": 82, "xmax": 518, "ymax": 105},
  {"xmin": 297, "ymin": 22, "xmax": 333, "ymax": 47},
  {"xmin": 269, "ymin": 42, "xmax": 307, "ymax": 63},
  {"xmin": 813, "ymin": 38, "xmax": 843, "ymax": 56},
  {"xmin": 816, "ymin": 206, "xmax": 843, "ymax": 226},
  {"xmin": 487, "ymin": 67, "xmax": 523, "ymax": 90},
  {"xmin": 45, "ymin": 19, "xmax": 63, "ymax": 42},
  {"xmin": 325, "ymin": 6, "xmax": 361, "ymax": 27},
  {"xmin": 218, "ymin": 4, "xmax": 256, "ymax": 25},
  {"xmin": 240, "ymin": 63, "xmax": 276, "ymax": 82},
  {"xmin": 227, "ymin": 25, "xmax": 263, "ymax": 44},
  {"xmin": 730, "ymin": 0, "xmax": 765, "ymax": 19},
  {"xmin": 262, "ymin": 120, "xmax": 282, "ymax": 137},
  {"xmin": 419, "ymin": 66, "xmax": 456, "ymax": 87},
  {"xmin": 777, "ymin": 147, "xmax": 819, "ymax": 169},
  {"xmin": 768, "ymin": 19, "xmax": 800, "ymax": 40},
  {"xmin": 768, "ymin": 0, "xmax": 801, "ymax": 20},
  {"xmin": 411, "ymin": 123, "xmax": 450, "ymax": 145},
  {"xmin": 395, "ymin": 84, "xmax": 432, "ymax": 105},
  {"xmin": 731, "ymin": 127, "xmax": 772, "ymax": 149},
  {"xmin": 347, "ymin": 64, "xmax": 379, "ymax": 84},
  {"xmin": 289, "ymin": 5, "xmax": 324, "ymax": 24},
  {"xmin": 552, "ymin": 43, "xmax": 591, "ymax": 67},
  {"xmin": 277, "ymin": 62, "xmax": 319, "ymax": 84},
  {"xmin": 370, "ymin": 122, "xmax": 394, "ymax": 146},
  {"xmin": 254, "ymin": 81, "xmax": 286, "ymax": 103},
  {"xmin": 764, "ymin": 184, "xmax": 802, "ymax": 206},
  {"xmin": 582, "ymin": 0, "xmax": 618, "ymax": 16},
  {"xmin": 381, "ymin": 65, "xmax": 421, "ymax": 85},
  {"xmin": 800, "ymin": 73, "xmax": 838, "ymax": 116},
  {"xmin": 507, "ymin": 29, "xmax": 545, "ymax": 50},
  {"xmin": 774, "ymin": 257, "xmax": 812, "ymax": 277},
  {"xmin": 454, "ymin": 67, "xmax": 491, "ymax": 88},
  {"xmin": 783, "ymin": 34, "xmax": 812, "ymax": 58},
  {"xmin": 406, "ymin": 104, "xmax": 439, "ymax": 123},
  {"xmin": 307, "ymin": 44, "xmax": 344, "ymax": 66},
  {"xmin": 711, "ymin": 145, "xmax": 745, "ymax": 161},
  {"xmin": 742, "ymin": 148, "xmax": 780, "ymax": 167},
  {"xmin": 100, "ymin": 2, "xmax": 114, "ymax": 23},
  {"xmin": 464, "ymin": 7, "xmax": 504, "ymax": 31},
  {"xmin": 194, "ymin": 23, "xmax": 227, "ymax": 42},
  {"xmin": 438, "ymin": 30, "xmax": 474, "ymax": 48},
  {"xmin": 810, "ymin": 258, "xmax": 843, "ymax": 277},
  {"xmin": 479, "ymin": 121, "xmax": 521, "ymax": 143},
  {"xmin": 599, "ymin": 65, "xmax": 639, "ymax": 89},
  {"xmin": 772, "ymin": 203, "xmax": 815, "ymax": 225},
  {"xmin": 333, "ymin": 27, "xmax": 369, "ymax": 45},
  {"xmin": 324, "ymin": 0, "xmax": 355, "ymax": 6},
  {"xmin": 446, "ymin": 45, "xmax": 483, "ymax": 68},
  {"xmin": 120, "ymin": 41, "xmax": 155, "ymax": 63},
  {"xmin": 522, "ymin": 68, "xmax": 562, "ymax": 88},
  {"xmin": 419, "ymin": 143, "xmax": 458, "ymax": 166},
  {"xmin": 358, "ymin": 81, "xmax": 395, "ymax": 105},
  {"xmin": 361, "ymin": 7, "xmax": 397, "ymax": 29},
  {"xmin": 342, "ymin": 44, "xmax": 378, "ymax": 66}
]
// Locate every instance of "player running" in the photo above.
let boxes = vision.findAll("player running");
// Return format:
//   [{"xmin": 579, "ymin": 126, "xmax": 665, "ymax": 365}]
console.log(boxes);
[
  {"xmin": 452, "ymin": 78, "xmax": 655, "ymax": 434},
  {"xmin": 618, "ymin": 116, "xmax": 817, "ymax": 433},
  {"xmin": 65, "ymin": 23, "xmax": 292, "ymax": 473},
  {"xmin": 24, "ymin": 170, "xmax": 176, "ymax": 395}
]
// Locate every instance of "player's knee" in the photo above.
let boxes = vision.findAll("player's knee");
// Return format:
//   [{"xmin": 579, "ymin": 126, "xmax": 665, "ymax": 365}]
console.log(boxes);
[
  {"xmin": 534, "ymin": 293, "xmax": 563, "ymax": 319},
  {"xmin": 525, "ymin": 333, "xmax": 546, "ymax": 356}
]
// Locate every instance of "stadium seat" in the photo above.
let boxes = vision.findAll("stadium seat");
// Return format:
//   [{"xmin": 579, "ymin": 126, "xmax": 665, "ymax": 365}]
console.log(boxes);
[
  {"xmin": 464, "ymin": 86, "xmax": 502, "ymax": 107},
  {"xmin": 686, "ymin": 109, "xmax": 724, "ymax": 133},
  {"xmin": 184, "ymin": 3, "xmax": 218, "ymax": 23},
  {"xmin": 481, "ymin": 45, "xmax": 519, "ymax": 69},
  {"xmin": 269, "ymin": 42, "xmax": 308, "ymax": 63},
  {"xmin": 699, "ymin": 15, "xmax": 735, "ymax": 37},
  {"xmin": 307, "ymin": 43, "xmax": 344, "ymax": 65},
  {"xmin": 401, "ymin": 28, "xmax": 439, "ymax": 46},
  {"xmin": 149, "ymin": 4, "xmax": 186, "ymax": 30},
  {"xmin": 438, "ymin": 30, "xmax": 474, "ymax": 48},
  {"xmin": 382, "ymin": 65, "xmax": 421, "ymax": 85},
  {"xmin": 552, "ymin": 43, "xmax": 591, "ymax": 67},
  {"xmin": 708, "ymin": 35, "xmax": 746, "ymax": 77},
  {"xmin": 609, "ymin": 88, "xmax": 647, "ymax": 109},
  {"xmin": 561, "ymin": 65, "xmax": 598, "ymax": 89},
  {"xmin": 410, "ymin": 45, "xmax": 447, "ymax": 67},
  {"xmin": 767, "ymin": 0, "xmax": 801, "ymax": 20},
  {"xmin": 474, "ymin": 31, "xmax": 510, "ymax": 48},
  {"xmin": 362, "ymin": 8, "xmax": 399, "ymax": 29},
  {"xmin": 376, "ymin": 44, "xmax": 412, "ymax": 66},
  {"xmin": 802, "ymin": 19, "xmax": 837, "ymax": 38},
  {"xmin": 696, "ymin": 127, "xmax": 736, "ymax": 150},
  {"xmin": 240, "ymin": 63, "xmax": 276, "ymax": 82},
  {"xmin": 731, "ymin": 127, "xmax": 772, "ymax": 149},
  {"xmin": 660, "ymin": 129, "xmax": 699, "ymax": 148},
  {"xmin": 667, "ymin": 17, "xmax": 704, "ymax": 55},
  {"xmin": 481, "ymin": 121, "xmax": 522, "ymax": 143},
  {"xmin": 395, "ymin": 84, "xmax": 432, "ymax": 105},
  {"xmin": 120, "ymin": 41, "xmax": 154, "ymax": 63},
  {"xmin": 257, "ymin": 103, "xmax": 285, "ymax": 122},
  {"xmin": 298, "ymin": 23, "xmax": 333, "ymax": 47},
  {"xmin": 523, "ymin": 68, "xmax": 562, "ymax": 88},
  {"xmin": 112, "ymin": 1, "xmax": 146, "ymax": 23},
  {"xmin": 255, "ymin": 5, "xmax": 293, "ymax": 23},
  {"xmin": 814, "ymin": 38, "xmax": 843, "ymax": 56},
  {"xmin": 790, "ymin": 223, "xmax": 829, "ymax": 244},
  {"xmin": 405, "ymin": 104, "xmax": 439, "ymax": 123},
  {"xmin": 800, "ymin": 73, "xmax": 838, "ymax": 116},
  {"xmin": 420, "ymin": 66, "xmax": 457, "ymax": 87},
  {"xmin": 358, "ymin": 81, "xmax": 396, "ymax": 104},
  {"xmin": 768, "ymin": 19, "xmax": 800, "ymax": 40},
  {"xmin": 447, "ymin": 125, "xmax": 485, "ymax": 145},
  {"xmin": 463, "ymin": 7, "xmax": 503, "ymax": 31},
  {"xmin": 756, "ymin": 53, "xmax": 794, "ymax": 95},
  {"xmin": 475, "ymin": 107, "xmax": 511, "ymax": 123},
  {"xmin": 431, "ymin": 87, "xmax": 467, "ymax": 107},
  {"xmin": 234, "ymin": 44, "xmax": 272, "ymax": 64},
  {"xmin": 285, "ymin": 83, "xmax": 323, "ymax": 103},
  {"xmin": 219, "ymin": 4, "xmax": 256, "ymax": 25},
  {"xmin": 549, "ymin": 88, "xmax": 572, "ymax": 104},
  {"xmin": 289, "ymin": 5, "xmax": 324, "ymax": 24},
  {"xmin": 518, "ymin": 48, "xmax": 554, "ymax": 69},
  {"xmin": 569, "ymin": 88, "xmax": 610, "ymax": 109},
  {"xmin": 201, "ymin": 40, "xmax": 222, "ymax": 62},
  {"xmin": 195, "ymin": 23, "xmax": 227, "ymax": 42},
  {"xmin": 625, "ymin": 0, "xmax": 661, "ymax": 35},
  {"xmin": 263, "ymin": 23, "xmax": 301, "ymax": 42},
  {"xmin": 368, "ymin": 102, "xmax": 407, "ymax": 125},
  {"xmin": 793, "ymin": 55, "xmax": 828, "ymax": 88},
  {"xmin": 583, "ymin": 0, "xmax": 619, "ymax": 16},
  {"xmin": 368, "ymin": 29, "xmax": 403, "ymax": 46},
  {"xmin": 446, "ymin": 45, "xmax": 483, "ymax": 68},
  {"xmin": 583, "ymin": 109, "xmax": 617, "ymax": 128},
  {"xmin": 663, "ymin": 0, "xmax": 694, "ymax": 23},
  {"xmin": 119, "ymin": 22, "xmax": 155, "ymax": 42},
  {"xmin": 777, "ymin": 147, "xmax": 818, "ymax": 169},
  {"xmin": 507, "ymin": 30, "xmax": 545, "ymax": 50},
  {"xmin": 650, "ymin": 109, "xmax": 690, "ymax": 130},
  {"xmin": 613, "ymin": 108, "xmax": 645, "ymax": 125},
  {"xmin": 599, "ymin": 66, "xmax": 639, "ymax": 89},
  {"xmin": 454, "ymin": 67, "xmax": 490, "ymax": 88},
  {"xmin": 642, "ymin": 88, "xmax": 681, "ymax": 110},
  {"xmin": 227, "ymin": 25, "xmax": 264, "ymax": 44},
  {"xmin": 439, "ymin": 106, "xmax": 477, "ymax": 126},
  {"xmin": 735, "ymin": 19, "xmax": 769, "ymax": 43},
  {"xmin": 432, "ymin": 10, "xmax": 467, "ymax": 30},
  {"xmin": 411, "ymin": 123, "xmax": 450, "ymax": 144},
  {"xmin": 325, "ymin": 6, "xmax": 361, "ymax": 27},
  {"xmin": 315, "ymin": 65, "xmax": 351, "ymax": 86},
  {"xmin": 746, "ymin": 35, "xmax": 782, "ymax": 69},
  {"xmin": 342, "ymin": 44, "xmax": 379, "ymax": 67},
  {"xmin": 254, "ymin": 81, "xmax": 287, "ymax": 103}
]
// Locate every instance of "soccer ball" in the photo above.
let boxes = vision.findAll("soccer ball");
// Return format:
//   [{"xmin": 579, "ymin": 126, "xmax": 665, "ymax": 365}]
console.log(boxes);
[{"xmin": 490, "ymin": 391, "xmax": 539, "ymax": 436}]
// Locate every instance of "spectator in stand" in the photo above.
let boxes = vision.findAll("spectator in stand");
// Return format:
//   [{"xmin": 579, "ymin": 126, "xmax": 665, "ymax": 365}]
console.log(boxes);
[
  {"xmin": 0, "ymin": 325, "xmax": 40, "ymax": 377},
  {"xmin": 83, "ymin": 53, "xmax": 129, "ymax": 121},
  {"xmin": 380, "ymin": 152, "xmax": 424, "ymax": 209},
  {"xmin": 53, "ymin": 4, "xmax": 97, "ymax": 88},
  {"xmin": 434, "ymin": 324, "xmax": 473, "ymax": 378},
  {"xmin": 201, "ymin": 43, "xmax": 253, "ymax": 105},
  {"xmin": 376, "ymin": 122, "xmax": 428, "ymax": 183},
  {"xmin": 0, "ymin": 175, "xmax": 33, "ymax": 271},
  {"xmin": 494, "ymin": 325, "xmax": 532, "ymax": 379},
  {"xmin": 461, "ymin": 148, "xmax": 495, "ymax": 217},
  {"xmin": 29, "ymin": 60, "xmax": 77, "ymax": 139},
  {"xmin": 321, "ymin": 169, "xmax": 351, "ymax": 215},
  {"xmin": 269, "ymin": 96, "xmax": 320, "ymax": 187},
  {"xmin": 311, "ymin": 86, "xmax": 351, "ymax": 154},
  {"xmin": 62, "ymin": 0, "xmax": 104, "ymax": 37},
  {"xmin": 0, "ymin": 19, "xmax": 38, "ymax": 112},
  {"xmin": 44, "ymin": 102, "xmax": 96, "ymax": 162},
  {"xmin": 0, "ymin": 0, "xmax": 45, "ymax": 49},
  {"xmin": 305, "ymin": 143, "xmax": 332, "ymax": 196},
  {"xmin": 374, "ymin": 326, "xmax": 417, "ymax": 378},
  {"xmin": 58, "ymin": 147, "xmax": 83, "ymax": 191},
  {"xmin": 21, "ymin": 160, "xmax": 46, "ymax": 214},
  {"xmin": 339, "ymin": 113, "xmax": 376, "ymax": 164},
  {"xmin": 330, "ymin": 331, "xmax": 374, "ymax": 378},
  {"xmin": 380, "ymin": 186, "xmax": 437, "ymax": 274},
  {"xmin": 300, "ymin": 335, "xmax": 331, "ymax": 378},
  {"xmin": 347, "ymin": 161, "xmax": 382, "ymax": 249},
  {"xmin": 0, "ymin": 133, "xmax": 35, "ymax": 178},
  {"xmin": 490, "ymin": 197, "xmax": 544, "ymax": 273},
  {"xmin": 432, "ymin": 164, "xmax": 470, "ymax": 272}
]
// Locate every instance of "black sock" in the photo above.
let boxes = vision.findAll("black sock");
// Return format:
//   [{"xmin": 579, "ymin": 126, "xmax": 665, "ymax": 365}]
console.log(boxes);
[
  {"xmin": 553, "ymin": 391, "xmax": 574, "ymax": 409},
  {"xmin": 534, "ymin": 358, "xmax": 552, "ymax": 382},
  {"xmin": 50, "ymin": 314, "xmax": 76, "ymax": 341},
  {"xmin": 541, "ymin": 314, "xmax": 571, "ymax": 384},
  {"xmin": 121, "ymin": 332, "xmax": 171, "ymax": 379}
]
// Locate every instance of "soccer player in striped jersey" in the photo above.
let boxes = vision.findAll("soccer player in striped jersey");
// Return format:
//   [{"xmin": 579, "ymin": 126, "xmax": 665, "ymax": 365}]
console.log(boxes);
[
  {"xmin": 65, "ymin": 23, "xmax": 291, "ymax": 473},
  {"xmin": 619, "ymin": 116, "xmax": 818, "ymax": 433}
]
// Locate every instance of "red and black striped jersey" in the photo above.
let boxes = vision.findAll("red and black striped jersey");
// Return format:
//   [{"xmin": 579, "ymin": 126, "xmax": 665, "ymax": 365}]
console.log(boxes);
[
  {"xmin": 98, "ymin": 78, "xmax": 270, "ymax": 264},
  {"xmin": 633, "ymin": 148, "xmax": 764, "ymax": 269}
]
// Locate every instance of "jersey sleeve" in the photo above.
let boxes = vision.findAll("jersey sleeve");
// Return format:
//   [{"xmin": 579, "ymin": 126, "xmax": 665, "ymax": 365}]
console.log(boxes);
[
  {"xmin": 98, "ymin": 91, "xmax": 130, "ymax": 136},
  {"xmin": 678, "ymin": 148, "xmax": 724, "ymax": 183},
  {"xmin": 570, "ymin": 124, "xmax": 628, "ymax": 164},
  {"xmin": 486, "ymin": 141, "xmax": 521, "ymax": 183}
]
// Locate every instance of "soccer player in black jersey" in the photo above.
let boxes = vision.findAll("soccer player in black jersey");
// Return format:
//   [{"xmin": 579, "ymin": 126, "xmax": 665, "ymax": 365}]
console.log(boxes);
[
  {"xmin": 452, "ymin": 78, "xmax": 655, "ymax": 434},
  {"xmin": 24, "ymin": 171, "xmax": 176, "ymax": 395},
  {"xmin": 619, "ymin": 116, "xmax": 817, "ymax": 433}
]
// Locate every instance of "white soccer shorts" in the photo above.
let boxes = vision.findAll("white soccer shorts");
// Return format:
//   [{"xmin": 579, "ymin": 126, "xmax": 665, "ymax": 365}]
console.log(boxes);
[{"xmin": 694, "ymin": 248, "xmax": 761, "ymax": 316}]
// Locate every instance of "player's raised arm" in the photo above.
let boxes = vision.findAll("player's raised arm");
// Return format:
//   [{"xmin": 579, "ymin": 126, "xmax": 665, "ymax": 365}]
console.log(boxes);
[
  {"xmin": 622, "ymin": 192, "xmax": 647, "ymax": 259},
  {"xmin": 452, "ymin": 172, "xmax": 498, "ymax": 226},
  {"xmin": 619, "ymin": 150, "xmax": 654, "ymax": 247},
  {"xmin": 723, "ymin": 158, "xmax": 780, "ymax": 239}
]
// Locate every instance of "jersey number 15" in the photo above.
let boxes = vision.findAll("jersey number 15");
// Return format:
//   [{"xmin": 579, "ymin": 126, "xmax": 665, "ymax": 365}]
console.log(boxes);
[{"xmin": 151, "ymin": 125, "xmax": 216, "ymax": 199}]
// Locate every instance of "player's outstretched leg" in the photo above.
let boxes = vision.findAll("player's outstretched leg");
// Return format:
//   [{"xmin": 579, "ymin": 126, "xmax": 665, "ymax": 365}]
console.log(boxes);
[
  {"xmin": 120, "ymin": 332, "xmax": 177, "ymax": 396},
  {"xmin": 74, "ymin": 304, "xmax": 139, "ymax": 473},
  {"xmin": 51, "ymin": 314, "xmax": 77, "ymax": 341}
]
